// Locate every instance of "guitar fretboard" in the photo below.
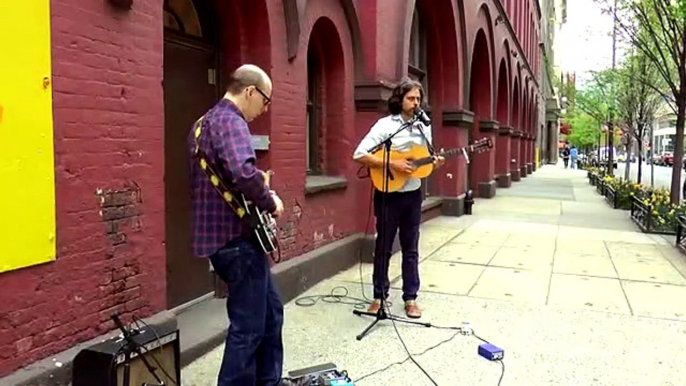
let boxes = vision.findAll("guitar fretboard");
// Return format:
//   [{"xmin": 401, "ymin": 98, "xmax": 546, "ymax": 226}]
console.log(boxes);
[{"xmin": 413, "ymin": 146, "xmax": 472, "ymax": 166}]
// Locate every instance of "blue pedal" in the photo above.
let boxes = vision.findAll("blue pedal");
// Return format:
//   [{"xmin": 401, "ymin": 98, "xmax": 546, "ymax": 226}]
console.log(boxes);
[{"xmin": 478, "ymin": 343, "xmax": 504, "ymax": 361}]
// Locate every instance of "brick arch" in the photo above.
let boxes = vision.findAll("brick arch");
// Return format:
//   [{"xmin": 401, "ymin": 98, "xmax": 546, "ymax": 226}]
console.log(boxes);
[
  {"xmin": 469, "ymin": 29, "xmax": 493, "ymax": 120},
  {"xmin": 303, "ymin": 15, "xmax": 353, "ymax": 176},
  {"xmin": 512, "ymin": 76, "xmax": 520, "ymax": 131},
  {"xmin": 495, "ymin": 58, "xmax": 512, "ymax": 187},
  {"xmin": 522, "ymin": 75, "xmax": 531, "ymax": 134},
  {"xmin": 468, "ymin": 28, "xmax": 496, "ymax": 196},
  {"xmin": 464, "ymin": 3, "xmax": 497, "ymax": 115},
  {"xmin": 399, "ymin": 0, "xmax": 465, "ymax": 107},
  {"xmin": 501, "ymin": 40, "xmax": 512, "ymax": 120},
  {"xmin": 496, "ymin": 60, "xmax": 509, "ymax": 125},
  {"xmin": 282, "ymin": 0, "xmax": 365, "ymax": 82},
  {"xmin": 511, "ymin": 75, "xmax": 522, "ymax": 179}
]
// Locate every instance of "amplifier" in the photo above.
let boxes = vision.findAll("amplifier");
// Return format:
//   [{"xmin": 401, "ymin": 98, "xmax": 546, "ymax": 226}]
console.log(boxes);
[{"xmin": 72, "ymin": 316, "xmax": 181, "ymax": 386}]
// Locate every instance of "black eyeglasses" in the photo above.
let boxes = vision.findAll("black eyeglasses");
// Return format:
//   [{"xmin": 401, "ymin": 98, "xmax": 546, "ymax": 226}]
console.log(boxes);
[{"xmin": 254, "ymin": 86, "xmax": 271, "ymax": 105}]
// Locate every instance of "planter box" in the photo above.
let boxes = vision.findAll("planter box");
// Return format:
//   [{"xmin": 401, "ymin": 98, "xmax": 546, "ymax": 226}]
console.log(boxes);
[
  {"xmin": 677, "ymin": 215, "xmax": 686, "ymax": 255},
  {"xmin": 605, "ymin": 185, "xmax": 619, "ymax": 209},
  {"xmin": 630, "ymin": 196, "xmax": 676, "ymax": 235},
  {"xmin": 596, "ymin": 179, "xmax": 605, "ymax": 195}
]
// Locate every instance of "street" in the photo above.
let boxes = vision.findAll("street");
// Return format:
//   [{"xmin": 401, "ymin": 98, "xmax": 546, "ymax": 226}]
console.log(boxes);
[
  {"xmin": 569, "ymin": 160, "xmax": 685, "ymax": 193},
  {"xmin": 615, "ymin": 162, "xmax": 685, "ymax": 191}
]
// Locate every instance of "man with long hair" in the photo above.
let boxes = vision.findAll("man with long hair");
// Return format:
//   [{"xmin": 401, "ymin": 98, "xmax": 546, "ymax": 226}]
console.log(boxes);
[{"xmin": 352, "ymin": 78, "xmax": 444, "ymax": 319}]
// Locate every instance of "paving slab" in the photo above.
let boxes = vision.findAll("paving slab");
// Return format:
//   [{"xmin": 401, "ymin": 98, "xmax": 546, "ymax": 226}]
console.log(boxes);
[
  {"xmin": 547, "ymin": 273, "xmax": 631, "ymax": 314},
  {"xmin": 552, "ymin": 251, "xmax": 617, "ymax": 278}
]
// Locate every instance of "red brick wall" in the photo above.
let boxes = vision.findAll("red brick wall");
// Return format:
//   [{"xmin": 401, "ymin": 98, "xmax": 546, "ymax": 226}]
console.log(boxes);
[
  {"xmin": 0, "ymin": 0, "xmax": 543, "ymax": 378},
  {"xmin": 0, "ymin": 0, "xmax": 165, "ymax": 377},
  {"xmin": 264, "ymin": 0, "xmax": 361, "ymax": 257}
]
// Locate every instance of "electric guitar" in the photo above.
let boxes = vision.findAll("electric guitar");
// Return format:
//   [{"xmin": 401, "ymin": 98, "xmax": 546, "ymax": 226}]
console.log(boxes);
[
  {"xmin": 369, "ymin": 138, "xmax": 493, "ymax": 192},
  {"xmin": 239, "ymin": 171, "xmax": 279, "ymax": 255}
]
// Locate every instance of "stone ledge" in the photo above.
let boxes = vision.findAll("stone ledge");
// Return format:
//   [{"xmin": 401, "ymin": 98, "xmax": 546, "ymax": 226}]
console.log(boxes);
[
  {"xmin": 498, "ymin": 125, "xmax": 513, "ymax": 136},
  {"xmin": 479, "ymin": 120, "xmax": 499, "ymax": 133},
  {"xmin": 354, "ymin": 82, "xmax": 394, "ymax": 112},
  {"xmin": 442, "ymin": 109, "xmax": 474, "ymax": 129},
  {"xmin": 304, "ymin": 175, "xmax": 348, "ymax": 195}
]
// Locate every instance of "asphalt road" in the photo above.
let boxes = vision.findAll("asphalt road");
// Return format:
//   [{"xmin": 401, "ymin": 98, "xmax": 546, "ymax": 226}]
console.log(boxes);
[{"xmin": 613, "ymin": 161, "xmax": 685, "ymax": 191}]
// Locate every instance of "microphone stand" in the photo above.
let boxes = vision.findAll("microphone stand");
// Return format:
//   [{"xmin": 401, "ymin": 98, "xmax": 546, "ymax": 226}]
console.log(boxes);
[
  {"xmin": 353, "ymin": 116, "xmax": 432, "ymax": 340},
  {"xmin": 111, "ymin": 313, "xmax": 165, "ymax": 386}
]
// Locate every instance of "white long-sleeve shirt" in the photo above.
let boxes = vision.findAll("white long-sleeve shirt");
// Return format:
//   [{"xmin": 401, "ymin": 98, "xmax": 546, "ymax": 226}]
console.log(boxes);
[{"xmin": 353, "ymin": 114, "xmax": 433, "ymax": 192}]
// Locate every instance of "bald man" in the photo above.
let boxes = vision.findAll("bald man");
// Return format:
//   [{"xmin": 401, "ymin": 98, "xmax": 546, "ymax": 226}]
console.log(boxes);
[{"xmin": 188, "ymin": 64, "xmax": 292, "ymax": 386}]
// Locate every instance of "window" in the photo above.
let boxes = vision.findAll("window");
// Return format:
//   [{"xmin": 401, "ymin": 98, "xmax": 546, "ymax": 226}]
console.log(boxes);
[
  {"xmin": 306, "ymin": 48, "xmax": 321, "ymax": 175},
  {"xmin": 163, "ymin": 0, "xmax": 203, "ymax": 38},
  {"xmin": 303, "ymin": 17, "xmax": 348, "ymax": 195},
  {"xmin": 408, "ymin": 9, "xmax": 428, "ymax": 104}
]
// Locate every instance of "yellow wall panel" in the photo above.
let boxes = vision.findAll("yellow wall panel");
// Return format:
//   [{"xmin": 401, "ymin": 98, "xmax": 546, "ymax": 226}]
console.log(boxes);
[{"xmin": 0, "ymin": 1, "xmax": 56, "ymax": 273}]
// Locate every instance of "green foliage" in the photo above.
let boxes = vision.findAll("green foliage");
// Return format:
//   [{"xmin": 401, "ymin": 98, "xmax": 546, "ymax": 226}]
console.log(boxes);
[
  {"xmin": 595, "ymin": 0, "xmax": 686, "ymax": 204},
  {"xmin": 566, "ymin": 111, "xmax": 600, "ymax": 149}
]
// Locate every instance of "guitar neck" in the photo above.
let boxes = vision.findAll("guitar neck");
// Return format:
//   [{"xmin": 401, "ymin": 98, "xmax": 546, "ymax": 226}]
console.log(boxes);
[{"xmin": 414, "ymin": 146, "xmax": 472, "ymax": 166}]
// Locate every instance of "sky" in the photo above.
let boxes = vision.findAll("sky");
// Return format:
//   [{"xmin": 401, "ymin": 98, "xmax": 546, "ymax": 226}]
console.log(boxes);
[{"xmin": 554, "ymin": 0, "xmax": 628, "ymax": 88}]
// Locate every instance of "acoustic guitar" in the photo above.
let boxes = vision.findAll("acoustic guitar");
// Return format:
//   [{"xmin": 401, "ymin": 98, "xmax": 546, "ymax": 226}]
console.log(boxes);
[{"xmin": 369, "ymin": 138, "xmax": 493, "ymax": 192}]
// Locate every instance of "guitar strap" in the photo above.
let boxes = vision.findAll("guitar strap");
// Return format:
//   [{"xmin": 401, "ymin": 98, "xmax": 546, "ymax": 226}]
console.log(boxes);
[{"xmin": 191, "ymin": 116, "xmax": 256, "ymax": 227}]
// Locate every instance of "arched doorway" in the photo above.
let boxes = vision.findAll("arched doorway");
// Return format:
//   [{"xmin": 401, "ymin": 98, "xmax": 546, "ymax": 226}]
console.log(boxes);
[
  {"xmin": 468, "ymin": 29, "xmax": 495, "ymax": 197},
  {"xmin": 163, "ymin": 0, "xmax": 219, "ymax": 308},
  {"xmin": 404, "ymin": 0, "xmax": 463, "ymax": 199},
  {"xmin": 495, "ymin": 58, "xmax": 511, "ymax": 187}
]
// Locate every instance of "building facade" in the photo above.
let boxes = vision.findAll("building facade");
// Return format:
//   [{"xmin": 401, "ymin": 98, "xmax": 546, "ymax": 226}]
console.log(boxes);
[
  {"xmin": 0, "ymin": 0, "xmax": 544, "ymax": 380},
  {"xmin": 539, "ymin": 0, "xmax": 562, "ymax": 164}
]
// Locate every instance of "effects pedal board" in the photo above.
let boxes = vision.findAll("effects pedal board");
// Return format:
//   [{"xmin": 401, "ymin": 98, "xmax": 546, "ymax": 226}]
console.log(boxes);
[{"xmin": 286, "ymin": 362, "xmax": 355, "ymax": 386}]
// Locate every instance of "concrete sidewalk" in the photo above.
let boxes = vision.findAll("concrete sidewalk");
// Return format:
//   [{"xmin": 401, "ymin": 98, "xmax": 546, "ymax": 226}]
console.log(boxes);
[{"xmin": 182, "ymin": 164, "xmax": 686, "ymax": 385}]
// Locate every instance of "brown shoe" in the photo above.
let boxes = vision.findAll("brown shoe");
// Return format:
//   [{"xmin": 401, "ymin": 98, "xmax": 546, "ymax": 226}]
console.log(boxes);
[
  {"xmin": 405, "ymin": 300, "xmax": 421, "ymax": 319},
  {"xmin": 367, "ymin": 299, "xmax": 381, "ymax": 314}
]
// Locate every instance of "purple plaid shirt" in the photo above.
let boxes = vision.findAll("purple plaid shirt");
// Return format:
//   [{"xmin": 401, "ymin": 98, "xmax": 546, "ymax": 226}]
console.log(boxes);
[{"xmin": 188, "ymin": 98, "xmax": 276, "ymax": 258}]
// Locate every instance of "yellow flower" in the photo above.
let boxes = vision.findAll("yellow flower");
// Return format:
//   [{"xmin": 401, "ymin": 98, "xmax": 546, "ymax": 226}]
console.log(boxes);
[{"xmin": 652, "ymin": 210, "xmax": 658, "ymax": 215}]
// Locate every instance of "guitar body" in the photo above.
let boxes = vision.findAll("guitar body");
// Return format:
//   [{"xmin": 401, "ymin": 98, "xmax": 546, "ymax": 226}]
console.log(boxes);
[
  {"xmin": 366, "ymin": 138, "xmax": 493, "ymax": 193},
  {"xmin": 369, "ymin": 145, "xmax": 434, "ymax": 193},
  {"xmin": 241, "ymin": 194, "xmax": 278, "ymax": 254}
]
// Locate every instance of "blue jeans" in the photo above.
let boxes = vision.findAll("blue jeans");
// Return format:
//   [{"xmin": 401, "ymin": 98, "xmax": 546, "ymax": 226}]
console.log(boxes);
[{"xmin": 209, "ymin": 238, "xmax": 284, "ymax": 386}]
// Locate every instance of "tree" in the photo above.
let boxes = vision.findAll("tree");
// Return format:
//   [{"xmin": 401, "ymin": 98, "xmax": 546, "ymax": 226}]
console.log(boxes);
[
  {"xmin": 566, "ymin": 110, "xmax": 602, "ymax": 151},
  {"xmin": 614, "ymin": 50, "xmax": 664, "ymax": 183},
  {"xmin": 597, "ymin": 0, "xmax": 686, "ymax": 204},
  {"xmin": 574, "ymin": 70, "xmax": 620, "ymax": 167}
]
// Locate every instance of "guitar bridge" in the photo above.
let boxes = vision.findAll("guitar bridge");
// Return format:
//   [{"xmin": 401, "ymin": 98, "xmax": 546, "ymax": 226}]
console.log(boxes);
[{"xmin": 462, "ymin": 148, "xmax": 470, "ymax": 164}]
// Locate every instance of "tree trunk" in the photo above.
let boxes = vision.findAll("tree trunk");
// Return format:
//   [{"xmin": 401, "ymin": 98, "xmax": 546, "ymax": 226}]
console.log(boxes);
[
  {"xmin": 625, "ymin": 138, "xmax": 631, "ymax": 181},
  {"xmin": 637, "ymin": 140, "xmax": 643, "ymax": 184},
  {"xmin": 670, "ymin": 96, "xmax": 686, "ymax": 204}
]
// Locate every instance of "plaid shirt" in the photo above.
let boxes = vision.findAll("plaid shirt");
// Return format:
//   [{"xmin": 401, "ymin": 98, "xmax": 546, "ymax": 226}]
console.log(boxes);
[{"xmin": 188, "ymin": 99, "xmax": 276, "ymax": 258}]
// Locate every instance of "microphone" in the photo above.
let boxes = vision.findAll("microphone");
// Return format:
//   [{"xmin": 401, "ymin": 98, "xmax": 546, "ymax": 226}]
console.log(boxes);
[{"xmin": 414, "ymin": 108, "xmax": 431, "ymax": 126}]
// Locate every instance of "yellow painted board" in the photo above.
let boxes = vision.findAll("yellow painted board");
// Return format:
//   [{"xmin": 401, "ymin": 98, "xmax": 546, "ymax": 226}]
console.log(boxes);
[{"xmin": 0, "ymin": 1, "xmax": 56, "ymax": 273}]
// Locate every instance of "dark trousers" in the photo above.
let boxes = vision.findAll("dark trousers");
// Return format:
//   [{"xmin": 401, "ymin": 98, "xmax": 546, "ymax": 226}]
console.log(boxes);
[
  {"xmin": 372, "ymin": 188, "xmax": 422, "ymax": 302},
  {"xmin": 209, "ymin": 238, "xmax": 284, "ymax": 386}
]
